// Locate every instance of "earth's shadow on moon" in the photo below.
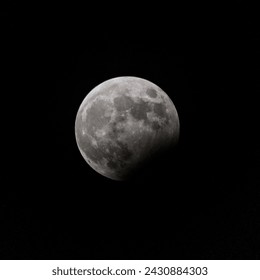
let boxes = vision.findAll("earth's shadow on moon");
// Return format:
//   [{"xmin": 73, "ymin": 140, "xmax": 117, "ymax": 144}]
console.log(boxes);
[{"xmin": 122, "ymin": 143, "xmax": 181, "ymax": 184}]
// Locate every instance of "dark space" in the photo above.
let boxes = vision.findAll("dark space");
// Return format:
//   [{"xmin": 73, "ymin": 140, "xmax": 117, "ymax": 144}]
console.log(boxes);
[{"xmin": 1, "ymin": 4, "xmax": 259, "ymax": 259}]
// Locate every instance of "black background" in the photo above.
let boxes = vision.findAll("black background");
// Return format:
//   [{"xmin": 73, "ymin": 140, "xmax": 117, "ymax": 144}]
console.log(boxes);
[{"xmin": 1, "ymin": 4, "xmax": 259, "ymax": 259}]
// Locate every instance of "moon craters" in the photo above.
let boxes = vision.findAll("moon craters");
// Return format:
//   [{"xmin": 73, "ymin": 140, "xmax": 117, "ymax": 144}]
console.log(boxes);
[{"xmin": 146, "ymin": 88, "xmax": 158, "ymax": 98}]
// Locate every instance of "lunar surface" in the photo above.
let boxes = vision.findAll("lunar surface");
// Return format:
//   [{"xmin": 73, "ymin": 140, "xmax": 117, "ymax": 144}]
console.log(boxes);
[{"xmin": 75, "ymin": 76, "xmax": 180, "ymax": 180}]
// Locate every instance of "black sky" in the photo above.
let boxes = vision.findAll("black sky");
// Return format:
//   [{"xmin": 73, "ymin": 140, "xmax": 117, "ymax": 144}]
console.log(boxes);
[{"xmin": 1, "ymin": 4, "xmax": 259, "ymax": 259}]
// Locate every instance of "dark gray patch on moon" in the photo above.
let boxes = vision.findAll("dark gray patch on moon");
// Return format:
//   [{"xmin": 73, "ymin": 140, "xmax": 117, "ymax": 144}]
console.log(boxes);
[
  {"xmin": 130, "ymin": 99, "xmax": 152, "ymax": 122},
  {"xmin": 116, "ymin": 115, "xmax": 126, "ymax": 123},
  {"xmin": 109, "ymin": 121, "xmax": 125, "ymax": 140},
  {"xmin": 146, "ymin": 88, "xmax": 157, "ymax": 98},
  {"xmin": 114, "ymin": 95, "xmax": 134, "ymax": 112},
  {"xmin": 116, "ymin": 141, "xmax": 133, "ymax": 161},
  {"xmin": 153, "ymin": 103, "xmax": 166, "ymax": 118},
  {"xmin": 103, "ymin": 140, "xmax": 133, "ymax": 170},
  {"xmin": 114, "ymin": 95, "xmax": 154, "ymax": 125},
  {"xmin": 151, "ymin": 121, "xmax": 162, "ymax": 131},
  {"xmin": 107, "ymin": 160, "xmax": 118, "ymax": 169}
]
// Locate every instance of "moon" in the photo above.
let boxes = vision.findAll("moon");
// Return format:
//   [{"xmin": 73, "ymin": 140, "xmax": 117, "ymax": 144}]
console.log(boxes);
[{"xmin": 75, "ymin": 76, "xmax": 180, "ymax": 180}]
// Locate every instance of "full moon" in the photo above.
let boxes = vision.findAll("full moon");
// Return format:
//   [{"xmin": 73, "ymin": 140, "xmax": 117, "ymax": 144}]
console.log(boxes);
[{"xmin": 75, "ymin": 76, "xmax": 180, "ymax": 180}]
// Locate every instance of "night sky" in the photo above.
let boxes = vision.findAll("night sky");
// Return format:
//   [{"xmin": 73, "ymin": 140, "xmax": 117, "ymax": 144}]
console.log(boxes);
[{"xmin": 1, "ymin": 4, "xmax": 259, "ymax": 259}]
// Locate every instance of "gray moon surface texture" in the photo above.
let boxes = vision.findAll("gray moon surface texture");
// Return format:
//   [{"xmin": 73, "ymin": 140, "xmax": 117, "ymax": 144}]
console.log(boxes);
[{"xmin": 75, "ymin": 76, "xmax": 180, "ymax": 180}]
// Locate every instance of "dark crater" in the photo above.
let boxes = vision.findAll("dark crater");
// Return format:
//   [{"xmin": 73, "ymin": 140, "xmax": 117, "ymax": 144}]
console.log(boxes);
[{"xmin": 146, "ymin": 88, "xmax": 157, "ymax": 98}]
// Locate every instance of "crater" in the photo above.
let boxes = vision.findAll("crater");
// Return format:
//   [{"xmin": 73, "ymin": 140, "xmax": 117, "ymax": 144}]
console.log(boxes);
[{"xmin": 146, "ymin": 88, "xmax": 157, "ymax": 98}]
